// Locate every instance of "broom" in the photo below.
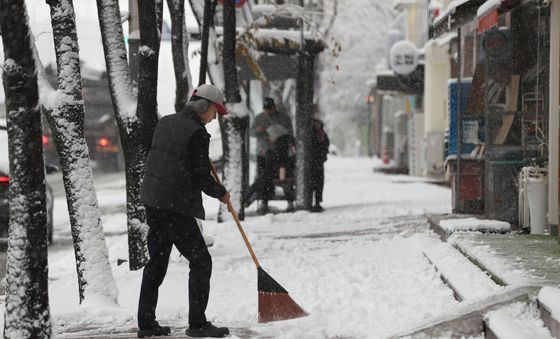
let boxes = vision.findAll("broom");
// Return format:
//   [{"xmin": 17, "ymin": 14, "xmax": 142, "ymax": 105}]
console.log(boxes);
[{"xmin": 210, "ymin": 164, "xmax": 308, "ymax": 323}]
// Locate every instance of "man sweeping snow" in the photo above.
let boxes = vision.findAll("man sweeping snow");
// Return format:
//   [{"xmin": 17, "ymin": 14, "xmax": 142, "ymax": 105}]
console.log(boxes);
[{"xmin": 137, "ymin": 84, "xmax": 231, "ymax": 338}]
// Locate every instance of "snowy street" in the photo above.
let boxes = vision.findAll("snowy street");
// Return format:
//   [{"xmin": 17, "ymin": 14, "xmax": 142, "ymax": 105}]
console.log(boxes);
[{"xmin": 36, "ymin": 156, "xmax": 483, "ymax": 338}]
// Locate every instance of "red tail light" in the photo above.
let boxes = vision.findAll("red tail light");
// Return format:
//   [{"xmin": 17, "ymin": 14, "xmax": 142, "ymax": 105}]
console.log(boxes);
[
  {"xmin": 0, "ymin": 176, "xmax": 9, "ymax": 185},
  {"xmin": 42, "ymin": 135, "xmax": 49, "ymax": 145},
  {"xmin": 98, "ymin": 137, "xmax": 110, "ymax": 148}
]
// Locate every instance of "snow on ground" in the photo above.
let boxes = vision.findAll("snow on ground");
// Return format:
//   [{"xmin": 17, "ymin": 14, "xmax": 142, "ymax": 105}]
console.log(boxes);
[
  {"xmin": 4, "ymin": 156, "xmax": 517, "ymax": 338},
  {"xmin": 447, "ymin": 234, "xmax": 536, "ymax": 287},
  {"xmin": 421, "ymin": 240, "xmax": 505, "ymax": 301},
  {"xmin": 45, "ymin": 156, "xmax": 463, "ymax": 338}
]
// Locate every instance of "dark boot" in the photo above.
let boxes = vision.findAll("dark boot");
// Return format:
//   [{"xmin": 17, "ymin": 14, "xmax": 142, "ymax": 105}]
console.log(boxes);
[
  {"xmin": 311, "ymin": 203, "xmax": 323, "ymax": 213},
  {"xmin": 137, "ymin": 321, "xmax": 171, "ymax": 338},
  {"xmin": 256, "ymin": 201, "xmax": 269, "ymax": 215},
  {"xmin": 286, "ymin": 201, "xmax": 295, "ymax": 213},
  {"xmin": 185, "ymin": 321, "xmax": 229, "ymax": 338},
  {"xmin": 244, "ymin": 190, "xmax": 258, "ymax": 208}
]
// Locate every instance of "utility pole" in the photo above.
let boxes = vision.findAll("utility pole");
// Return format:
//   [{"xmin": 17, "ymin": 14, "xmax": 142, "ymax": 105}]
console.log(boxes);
[{"xmin": 128, "ymin": 0, "xmax": 140, "ymax": 85}]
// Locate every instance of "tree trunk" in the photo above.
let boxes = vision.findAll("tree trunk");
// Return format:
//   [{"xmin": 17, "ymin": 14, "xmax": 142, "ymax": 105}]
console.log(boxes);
[
  {"xmin": 97, "ymin": 0, "xmax": 155, "ymax": 270},
  {"xmin": 218, "ymin": 116, "xmax": 249, "ymax": 220},
  {"xmin": 197, "ymin": 0, "xmax": 215, "ymax": 86},
  {"xmin": 43, "ymin": 0, "xmax": 118, "ymax": 303},
  {"xmin": 167, "ymin": 0, "xmax": 193, "ymax": 112},
  {"xmin": 218, "ymin": 0, "xmax": 249, "ymax": 221},
  {"xmin": 0, "ymin": 1, "xmax": 51, "ymax": 337},
  {"xmin": 126, "ymin": 0, "xmax": 162, "ymax": 270},
  {"xmin": 295, "ymin": 52, "xmax": 314, "ymax": 210},
  {"xmin": 155, "ymin": 0, "xmax": 164, "ymax": 35}
]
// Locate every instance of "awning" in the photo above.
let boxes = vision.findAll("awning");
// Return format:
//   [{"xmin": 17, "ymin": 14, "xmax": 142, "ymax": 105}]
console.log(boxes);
[
  {"xmin": 431, "ymin": 10, "xmax": 451, "ymax": 38},
  {"xmin": 376, "ymin": 67, "xmax": 424, "ymax": 95},
  {"xmin": 430, "ymin": 0, "xmax": 487, "ymax": 38}
]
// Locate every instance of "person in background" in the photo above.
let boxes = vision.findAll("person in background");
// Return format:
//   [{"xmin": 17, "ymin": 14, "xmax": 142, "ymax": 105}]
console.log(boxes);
[
  {"xmin": 249, "ymin": 97, "xmax": 293, "ymax": 214},
  {"xmin": 138, "ymin": 84, "xmax": 231, "ymax": 338},
  {"xmin": 245, "ymin": 124, "xmax": 296, "ymax": 213},
  {"xmin": 309, "ymin": 113, "xmax": 330, "ymax": 212}
]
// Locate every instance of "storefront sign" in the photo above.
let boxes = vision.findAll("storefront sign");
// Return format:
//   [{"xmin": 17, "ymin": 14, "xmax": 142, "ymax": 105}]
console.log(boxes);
[
  {"xmin": 479, "ymin": 9, "xmax": 499, "ymax": 33},
  {"xmin": 389, "ymin": 40, "xmax": 419, "ymax": 76}
]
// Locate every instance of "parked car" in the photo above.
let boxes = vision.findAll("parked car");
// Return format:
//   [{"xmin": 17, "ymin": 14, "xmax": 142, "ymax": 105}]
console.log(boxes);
[{"xmin": 0, "ymin": 119, "xmax": 54, "ymax": 243}]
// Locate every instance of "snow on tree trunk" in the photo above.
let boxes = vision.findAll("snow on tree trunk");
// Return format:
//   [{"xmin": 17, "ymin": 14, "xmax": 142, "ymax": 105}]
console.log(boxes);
[
  {"xmin": 295, "ymin": 53, "xmax": 314, "ymax": 210},
  {"xmin": 0, "ymin": 1, "xmax": 51, "ymax": 337},
  {"xmin": 44, "ymin": 0, "xmax": 118, "ymax": 303},
  {"xmin": 129, "ymin": 0, "xmax": 162, "ymax": 270},
  {"xmin": 217, "ymin": 0, "xmax": 249, "ymax": 221},
  {"xmin": 218, "ymin": 112, "xmax": 249, "ymax": 220},
  {"xmin": 167, "ymin": 0, "xmax": 193, "ymax": 111},
  {"xmin": 96, "ymin": 0, "xmax": 154, "ymax": 271}
]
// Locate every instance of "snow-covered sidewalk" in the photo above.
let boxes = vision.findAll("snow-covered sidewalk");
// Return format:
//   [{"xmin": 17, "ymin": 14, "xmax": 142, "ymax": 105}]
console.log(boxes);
[{"xmin": 7, "ymin": 157, "xmax": 513, "ymax": 338}]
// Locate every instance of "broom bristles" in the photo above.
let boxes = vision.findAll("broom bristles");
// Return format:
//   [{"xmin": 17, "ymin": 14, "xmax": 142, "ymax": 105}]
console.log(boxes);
[{"xmin": 257, "ymin": 267, "xmax": 308, "ymax": 323}]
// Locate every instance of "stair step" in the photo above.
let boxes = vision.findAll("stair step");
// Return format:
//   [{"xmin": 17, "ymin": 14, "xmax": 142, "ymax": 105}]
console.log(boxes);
[
  {"xmin": 392, "ymin": 287, "xmax": 529, "ymax": 338},
  {"xmin": 538, "ymin": 286, "xmax": 560, "ymax": 338},
  {"xmin": 423, "ymin": 240, "xmax": 503, "ymax": 301},
  {"xmin": 484, "ymin": 302, "xmax": 553, "ymax": 339}
]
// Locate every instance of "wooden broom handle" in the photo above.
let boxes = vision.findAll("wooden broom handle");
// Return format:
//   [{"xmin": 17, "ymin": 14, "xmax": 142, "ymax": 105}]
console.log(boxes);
[{"xmin": 210, "ymin": 164, "xmax": 261, "ymax": 268}]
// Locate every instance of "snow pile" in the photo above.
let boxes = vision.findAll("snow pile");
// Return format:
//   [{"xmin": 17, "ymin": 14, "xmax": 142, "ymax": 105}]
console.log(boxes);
[
  {"xmin": 484, "ymin": 302, "xmax": 553, "ymax": 339},
  {"xmin": 538, "ymin": 286, "xmax": 560, "ymax": 321},
  {"xmin": 440, "ymin": 217, "xmax": 511, "ymax": 233}
]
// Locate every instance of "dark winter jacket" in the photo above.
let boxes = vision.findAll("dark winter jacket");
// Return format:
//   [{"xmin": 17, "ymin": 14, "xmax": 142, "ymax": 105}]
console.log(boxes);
[
  {"xmin": 251, "ymin": 110, "xmax": 293, "ymax": 155},
  {"xmin": 310, "ymin": 118, "xmax": 329, "ymax": 165},
  {"xmin": 140, "ymin": 106, "xmax": 226, "ymax": 219}
]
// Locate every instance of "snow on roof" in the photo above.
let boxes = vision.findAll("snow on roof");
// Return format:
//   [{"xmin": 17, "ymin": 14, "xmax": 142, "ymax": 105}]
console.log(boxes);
[
  {"xmin": 435, "ymin": 31, "xmax": 458, "ymax": 46},
  {"xmin": 477, "ymin": 0, "xmax": 502, "ymax": 19},
  {"xmin": 433, "ymin": 8, "xmax": 450, "ymax": 26},
  {"xmin": 252, "ymin": 4, "xmax": 277, "ymax": 16},
  {"xmin": 448, "ymin": 0, "xmax": 473, "ymax": 14},
  {"xmin": 439, "ymin": 217, "xmax": 511, "ymax": 233},
  {"xmin": 447, "ymin": 77, "xmax": 474, "ymax": 84},
  {"xmin": 376, "ymin": 69, "xmax": 395, "ymax": 77},
  {"xmin": 251, "ymin": 28, "xmax": 315, "ymax": 44}
]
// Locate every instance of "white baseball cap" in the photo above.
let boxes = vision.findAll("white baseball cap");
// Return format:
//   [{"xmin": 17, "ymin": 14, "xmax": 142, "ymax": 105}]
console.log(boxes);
[{"xmin": 191, "ymin": 84, "xmax": 228, "ymax": 115}]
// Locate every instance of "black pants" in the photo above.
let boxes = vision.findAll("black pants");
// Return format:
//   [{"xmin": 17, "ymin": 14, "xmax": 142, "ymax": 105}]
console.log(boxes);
[
  {"xmin": 255, "ymin": 155, "xmax": 274, "ymax": 201},
  {"xmin": 138, "ymin": 206, "xmax": 212, "ymax": 329},
  {"xmin": 310, "ymin": 164, "xmax": 325, "ymax": 204},
  {"xmin": 249, "ymin": 155, "xmax": 295, "ymax": 202}
]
